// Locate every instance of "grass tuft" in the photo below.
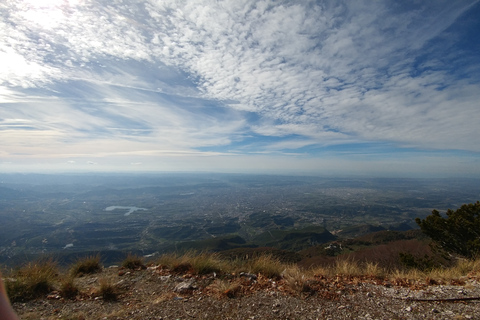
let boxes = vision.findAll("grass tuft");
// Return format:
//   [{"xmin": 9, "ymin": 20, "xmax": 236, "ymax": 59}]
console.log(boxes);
[
  {"xmin": 364, "ymin": 262, "xmax": 385, "ymax": 278},
  {"xmin": 59, "ymin": 276, "xmax": 79, "ymax": 299},
  {"xmin": 70, "ymin": 254, "xmax": 102, "ymax": 277},
  {"xmin": 247, "ymin": 254, "xmax": 285, "ymax": 279},
  {"xmin": 155, "ymin": 252, "xmax": 182, "ymax": 269},
  {"xmin": 282, "ymin": 265, "xmax": 312, "ymax": 293},
  {"xmin": 333, "ymin": 258, "xmax": 363, "ymax": 277},
  {"xmin": 188, "ymin": 252, "xmax": 225, "ymax": 275},
  {"xmin": 210, "ymin": 279, "xmax": 242, "ymax": 298},
  {"xmin": 5, "ymin": 259, "xmax": 58, "ymax": 302},
  {"xmin": 156, "ymin": 251, "xmax": 226, "ymax": 275},
  {"xmin": 97, "ymin": 278, "xmax": 118, "ymax": 301},
  {"xmin": 121, "ymin": 253, "xmax": 145, "ymax": 270}
]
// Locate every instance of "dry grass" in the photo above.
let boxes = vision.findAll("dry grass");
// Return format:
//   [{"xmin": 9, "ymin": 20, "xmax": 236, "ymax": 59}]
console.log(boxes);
[
  {"xmin": 282, "ymin": 265, "xmax": 312, "ymax": 293},
  {"xmin": 96, "ymin": 277, "xmax": 118, "ymax": 301},
  {"xmin": 209, "ymin": 279, "xmax": 242, "ymax": 298},
  {"xmin": 7, "ymin": 252, "xmax": 478, "ymax": 305},
  {"xmin": 154, "ymin": 252, "xmax": 480, "ymax": 284},
  {"xmin": 364, "ymin": 262, "xmax": 386, "ymax": 278},
  {"xmin": 188, "ymin": 252, "xmax": 226, "ymax": 274},
  {"xmin": 385, "ymin": 258, "xmax": 480, "ymax": 285},
  {"xmin": 122, "ymin": 253, "xmax": 145, "ymax": 270},
  {"xmin": 155, "ymin": 252, "xmax": 183, "ymax": 268},
  {"xmin": 58, "ymin": 312, "xmax": 87, "ymax": 320},
  {"xmin": 59, "ymin": 276, "xmax": 79, "ymax": 299},
  {"xmin": 70, "ymin": 254, "xmax": 102, "ymax": 277},
  {"xmin": 156, "ymin": 251, "xmax": 226, "ymax": 275},
  {"xmin": 421, "ymin": 258, "xmax": 480, "ymax": 284},
  {"xmin": 333, "ymin": 258, "xmax": 363, "ymax": 277},
  {"xmin": 5, "ymin": 259, "xmax": 58, "ymax": 302},
  {"xmin": 389, "ymin": 268, "xmax": 427, "ymax": 287},
  {"xmin": 246, "ymin": 254, "xmax": 286, "ymax": 279},
  {"xmin": 310, "ymin": 265, "xmax": 330, "ymax": 277}
]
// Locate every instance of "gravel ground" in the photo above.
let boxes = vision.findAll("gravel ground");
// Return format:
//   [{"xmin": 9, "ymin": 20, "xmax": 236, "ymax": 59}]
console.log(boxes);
[{"xmin": 12, "ymin": 267, "xmax": 480, "ymax": 320}]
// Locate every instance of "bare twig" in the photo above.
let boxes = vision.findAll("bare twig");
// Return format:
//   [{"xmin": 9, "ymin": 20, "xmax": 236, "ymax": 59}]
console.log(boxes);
[{"xmin": 397, "ymin": 296, "xmax": 480, "ymax": 302}]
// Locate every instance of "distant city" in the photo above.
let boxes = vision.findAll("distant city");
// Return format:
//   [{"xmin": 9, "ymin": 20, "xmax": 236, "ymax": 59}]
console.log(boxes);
[{"xmin": 1, "ymin": 173, "xmax": 479, "ymax": 266}]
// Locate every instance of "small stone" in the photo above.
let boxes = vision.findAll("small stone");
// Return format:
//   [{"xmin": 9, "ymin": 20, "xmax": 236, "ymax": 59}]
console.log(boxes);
[
  {"xmin": 240, "ymin": 272, "xmax": 257, "ymax": 281},
  {"xmin": 405, "ymin": 306, "xmax": 412, "ymax": 312},
  {"xmin": 366, "ymin": 292, "xmax": 373, "ymax": 298},
  {"xmin": 174, "ymin": 281, "xmax": 197, "ymax": 293},
  {"xmin": 431, "ymin": 308, "xmax": 440, "ymax": 313}
]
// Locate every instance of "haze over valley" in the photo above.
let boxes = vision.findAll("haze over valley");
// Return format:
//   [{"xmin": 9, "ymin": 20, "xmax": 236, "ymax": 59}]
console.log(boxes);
[{"xmin": 1, "ymin": 173, "xmax": 479, "ymax": 266}]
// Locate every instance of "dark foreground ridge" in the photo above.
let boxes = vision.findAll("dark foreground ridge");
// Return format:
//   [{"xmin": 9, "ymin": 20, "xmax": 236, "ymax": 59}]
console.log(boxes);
[{"xmin": 8, "ymin": 257, "xmax": 480, "ymax": 320}]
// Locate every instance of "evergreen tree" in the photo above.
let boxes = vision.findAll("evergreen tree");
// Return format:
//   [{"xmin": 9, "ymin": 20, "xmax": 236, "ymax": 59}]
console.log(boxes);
[{"xmin": 415, "ymin": 201, "xmax": 480, "ymax": 260}]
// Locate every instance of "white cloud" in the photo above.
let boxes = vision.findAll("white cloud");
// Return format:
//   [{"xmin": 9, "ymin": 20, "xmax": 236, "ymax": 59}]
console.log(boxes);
[{"xmin": 1, "ymin": 0, "xmax": 479, "ymax": 174}]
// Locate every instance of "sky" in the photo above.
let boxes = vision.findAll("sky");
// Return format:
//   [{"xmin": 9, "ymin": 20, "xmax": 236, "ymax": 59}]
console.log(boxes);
[{"xmin": 1, "ymin": 0, "xmax": 480, "ymax": 177}]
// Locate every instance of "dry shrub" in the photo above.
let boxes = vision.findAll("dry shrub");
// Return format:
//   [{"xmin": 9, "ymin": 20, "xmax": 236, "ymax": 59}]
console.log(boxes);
[
  {"xmin": 390, "ymin": 268, "xmax": 425, "ymax": 285},
  {"xmin": 310, "ymin": 265, "xmax": 330, "ymax": 278},
  {"xmin": 454, "ymin": 258, "xmax": 480, "ymax": 276},
  {"xmin": 59, "ymin": 276, "xmax": 79, "ymax": 299},
  {"xmin": 121, "ymin": 253, "xmax": 145, "ymax": 270},
  {"xmin": 209, "ymin": 279, "xmax": 242, "ymax": 298},
  {"xmin": 172, "ymin": 262, "xmax": 193, "ymax": 274},
  {"xmin": 364, "ymin": 262, "xmax": 385, "ymax": 278},
  {"xmin": 70, "ymin": 254, "xmax": 102, "ymax": 277},
  {"xmin": 247, "ymin": 254, "xmax": 286, "ymax": 279},
  {"xmin": 282, "ymin": 266, "xmax": 312, "ymax": 293},
  {"xmin": 156, "ymin": 252, "xmax": 183, "ymax": 269},
  {"xmin": 97, "ymin": 278, "xmax": 118, "ymax": 301},
  {"xmin": 5, "ymin": 259, "xmax": 58, "ymax": 302},
  {"xmin": 344, "ymin": 239, "xmax": 433, "ymax": 270},
  {"xmin": 190, "ymin": 252, "xmax": 226, "ymax": 275},
  {"xmin": 157, "ymin": 251, "xmax": 226, "ymax": 275},
  {"xmin": 423, "ymin": 258, "xmax": 480, "ymax": 284},
  {"xmin": 333, "ymin": 258, "xmax": 362, "ymax": 277}
]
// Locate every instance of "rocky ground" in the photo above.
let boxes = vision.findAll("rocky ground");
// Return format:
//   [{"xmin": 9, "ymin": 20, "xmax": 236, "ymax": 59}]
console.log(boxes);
[{"xmin": 12, "ymin": 266, "xmax": 480, "ymax": 320}]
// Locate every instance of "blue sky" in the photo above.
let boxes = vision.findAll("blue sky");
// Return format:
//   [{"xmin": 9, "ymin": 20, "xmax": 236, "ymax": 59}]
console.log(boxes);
[{"xmin": 1, "ymin": 0, "xmax": 480, "ymax": 176}]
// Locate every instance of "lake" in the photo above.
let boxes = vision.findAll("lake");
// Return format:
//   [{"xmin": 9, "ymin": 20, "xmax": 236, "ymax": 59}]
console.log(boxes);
[{"xmin": 104, "ymin": 206, "xmax": 148, "ymax": 216}]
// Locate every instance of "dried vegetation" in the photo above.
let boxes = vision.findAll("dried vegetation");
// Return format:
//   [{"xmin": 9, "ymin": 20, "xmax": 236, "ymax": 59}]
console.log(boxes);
[{"xmin": 3, "ymin": 252, "xmax": 480, "ymax": 319}]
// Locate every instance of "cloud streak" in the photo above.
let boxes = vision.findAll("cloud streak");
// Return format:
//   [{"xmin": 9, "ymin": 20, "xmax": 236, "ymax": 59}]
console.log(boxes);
[{"xmin": 1, "ymin": 0, "xmax": 479, "ymax": 175}]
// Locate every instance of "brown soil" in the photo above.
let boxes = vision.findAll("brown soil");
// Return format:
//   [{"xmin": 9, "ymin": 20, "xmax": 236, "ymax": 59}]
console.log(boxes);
[{"xmin": 12, "ymin": 266, "xmax": 480, "ymax": 320}]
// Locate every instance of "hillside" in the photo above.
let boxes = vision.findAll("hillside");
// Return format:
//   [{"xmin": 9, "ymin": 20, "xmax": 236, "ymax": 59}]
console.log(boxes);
[{"xmin": 5, "ymin": 252, "xmax": 480, "ymax": 320}]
